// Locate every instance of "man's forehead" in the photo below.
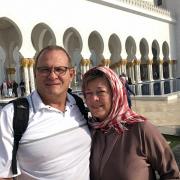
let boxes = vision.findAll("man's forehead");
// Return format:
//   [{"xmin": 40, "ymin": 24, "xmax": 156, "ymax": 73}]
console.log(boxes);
[
  {"xmin": 38, "ymin": 50, "xmax": 69, "ymax": 63},
  {"xmin": 40, "ymin": 49, "xmax": 67, "ymax": 58}
]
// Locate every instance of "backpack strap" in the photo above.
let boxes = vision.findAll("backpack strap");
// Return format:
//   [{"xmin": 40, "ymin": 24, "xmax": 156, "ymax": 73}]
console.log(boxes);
[
  {"xmin": 10, "ymin": 98, "xmax": 29, "ymax": 174},
  {"xmin": 68, "ymin": 88, "xmax": 89, "ymax": 120}
]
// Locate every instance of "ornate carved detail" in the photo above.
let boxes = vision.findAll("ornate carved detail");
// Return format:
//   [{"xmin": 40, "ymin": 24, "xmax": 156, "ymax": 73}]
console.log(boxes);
[
  {"xmin": 167, "ymin": 59, "xmax": 174, "ymax": 64},
  {"xmin": 134, "ymin": 59, "xmax": 141, "ymax": 65},
  {"xmin": 172, "ymin": 59, "xmax": 177, "ymax": 64},
  {"xmin": 121, "ymin": 59, "xmax": 127, "ymax": 65},
  {"xmin": 127, "ymin": 61, "xmax": 134, "ymax": 67},
  {"xmin": 6, "ymin": 67, "xmax": 16, "ymax": 74},
  {"xmin": 158, "ymin": 59, "xmax": 164, "ymax": 64},
  {"xmin": 28, "ymin": 58, "xmax": 35, "ymax": 67},
  {"xmin": 21, "ymin": 58, "xmax": 29, "ymax": 67},
  {"xmin": 85, "ymin": 59, "xmax": 91, "ymax": 66},
  {"xmin": 80, "ymin": 59, "xmax": 87, "ymax": 66},
  {"xmin": 101, "ymin": 59, "xmax": 111, "ymax": 66},
  {"xmin": 147, "ymin": 59, "xmax": 153, "ymax": 65}
]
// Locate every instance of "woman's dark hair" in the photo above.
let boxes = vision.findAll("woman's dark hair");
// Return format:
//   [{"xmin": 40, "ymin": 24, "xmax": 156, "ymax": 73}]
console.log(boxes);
[{"xmin": 82, "ymin": 68, "xmax": 111, "ymax": 97}]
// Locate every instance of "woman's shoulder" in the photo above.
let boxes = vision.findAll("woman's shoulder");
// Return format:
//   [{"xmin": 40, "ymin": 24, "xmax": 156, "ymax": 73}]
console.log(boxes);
[{"xmin": 128, "ymin": 121, "xmax": 161, "ymax": 138}]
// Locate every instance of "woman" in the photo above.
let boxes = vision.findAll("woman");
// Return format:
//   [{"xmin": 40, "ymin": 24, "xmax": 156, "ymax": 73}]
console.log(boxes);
[{"xmin": 82, "ymin": 66, "xmax": 180, "ymax": 180}]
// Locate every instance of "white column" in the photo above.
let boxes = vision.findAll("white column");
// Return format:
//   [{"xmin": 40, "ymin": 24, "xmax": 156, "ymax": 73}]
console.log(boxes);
[
  {"xmin": 172, "ymin": 60, "xmax": 177, "ymax": 78},
  {"xmin": 6, "ymin": 68, "xmax": 15, "ymax": 81},
  {"xmin": 134, "ymin": 60, "xmax": 141, "ymax": 83},
  {"xmin": 159, "ymin": 59, "xmax": 164, "ymax": 80},
  {"xmin": 28, "ymin": 59, "xmax": 35, "ymax": 92},
  {"xmin": 149, "ymin": 82, "xmax": 154, "ymax": 95},
  {"xmin": 80, "ymin": 59, "xmax": 87, "ymax": 75},
  {"xmin": 81, "ymin": 42, "xmax": 91, "ymax": 72},
  {"xmin": 169, "ymin": 79, "xmax": 173, "ymax": 93},
  {"xmin": 117, "ymin": 61, "xmax": 122, "ymax": 76},
  {"xmin": 147, "ymin": 59, "xmax": 153, "ymax": 81},
  {"xmin": 168, "ymin": 60, "xmax": 173, "ymax": 79},
  {"xmin": 121, "ymin": 49, "xmax": 127, "ymax": 75},
  {"xmin": 121, "ymin": 62, "xmax": 127, "ymax": 74},
  {"xmin": 21, "ymin": 58, "xmax": 30, "ymax": 95},
  {"xmin": 129, "ymin": 63, "xmax": 135, "ymax": 84},
  {"xmin": 0, "ymin": 48, "xmax": 6, "ymax": 84},
  {"xmin": 101, "ymin": 59, "xmax": 111, "ymax": 67},
  {"xmin": 160, "ymin": 81, "xmax": 164, "ymax": 95},
  {"xmin": 136, "ymin": 84, "xmax": 142, "ymax": 95}
]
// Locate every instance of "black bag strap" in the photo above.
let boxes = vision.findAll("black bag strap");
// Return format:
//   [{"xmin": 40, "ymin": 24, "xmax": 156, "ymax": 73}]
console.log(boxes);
[
  {"xmin": 68, "ymin": 88, "xmax": 89, "ymax": 120},
  {"xmin": 10, "ymin": 98, "xmax": 29, "ymax": 174}
]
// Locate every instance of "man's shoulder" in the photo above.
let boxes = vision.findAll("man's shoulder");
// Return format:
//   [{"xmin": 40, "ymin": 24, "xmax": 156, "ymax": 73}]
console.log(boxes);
[{"xmin": 1, "ymin": 102, "xmax": 14, "ymax": 112}]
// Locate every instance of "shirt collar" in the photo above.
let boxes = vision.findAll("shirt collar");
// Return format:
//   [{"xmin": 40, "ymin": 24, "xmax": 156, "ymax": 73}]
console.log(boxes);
[{"xmin": 29, "ymin": 90, "xmax": 76, "ymax": 112}]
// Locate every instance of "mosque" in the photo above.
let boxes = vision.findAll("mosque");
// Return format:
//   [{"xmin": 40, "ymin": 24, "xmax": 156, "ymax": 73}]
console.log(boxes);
[{"xmin": 0, "ymin": 0, "xmax": 180, "ymax": 96}]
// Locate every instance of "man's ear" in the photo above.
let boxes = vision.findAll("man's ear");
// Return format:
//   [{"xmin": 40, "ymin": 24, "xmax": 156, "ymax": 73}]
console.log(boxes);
[{"xmin": 69, "ymin": 68, "xmax": 75, "ymax": 79}]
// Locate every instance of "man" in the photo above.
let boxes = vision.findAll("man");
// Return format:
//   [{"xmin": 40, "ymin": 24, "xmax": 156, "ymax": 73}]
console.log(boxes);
[{"xmin": 0, "ymin": 45, "xmax": 91, "ymax": 180}]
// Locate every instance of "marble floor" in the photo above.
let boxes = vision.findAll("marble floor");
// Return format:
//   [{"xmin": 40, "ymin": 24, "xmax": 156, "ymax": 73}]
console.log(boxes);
[
  {"xmin": 131, "ymin": 98, "xmax": 180, "ymax": 127},
  {"xmin": 131, "ymin": 97, "xmax": 180, "ymax": 169}
]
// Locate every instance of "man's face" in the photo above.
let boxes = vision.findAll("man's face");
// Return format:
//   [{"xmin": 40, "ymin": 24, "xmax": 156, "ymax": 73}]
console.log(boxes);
[{"xmin": 35, "ymin": 49, "xmax": 74, "ymax": 101}]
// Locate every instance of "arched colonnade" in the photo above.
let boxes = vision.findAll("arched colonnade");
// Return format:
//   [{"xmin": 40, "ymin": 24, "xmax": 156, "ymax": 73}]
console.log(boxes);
[{"xmin": 0, "ymin": 17, "xmax": 176, "ymax": 95}]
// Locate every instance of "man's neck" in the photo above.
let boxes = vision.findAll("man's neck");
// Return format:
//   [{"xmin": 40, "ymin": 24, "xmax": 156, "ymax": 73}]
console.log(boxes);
[{"xmin": 41, "ymin": 93, "xmax": 67, "ymax": 112}]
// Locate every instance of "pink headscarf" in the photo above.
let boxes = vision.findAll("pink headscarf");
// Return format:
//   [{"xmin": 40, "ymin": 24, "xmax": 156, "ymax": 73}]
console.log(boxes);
[{"xmin": 83, "ymin": 66, "xmax": 147, "ymax": 134}]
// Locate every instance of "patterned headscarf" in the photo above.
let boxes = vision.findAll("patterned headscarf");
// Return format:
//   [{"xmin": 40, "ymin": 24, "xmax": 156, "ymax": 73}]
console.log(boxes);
[{"xmin": 82, "ymin": 66, "xmax": 147, "ymax": 134}]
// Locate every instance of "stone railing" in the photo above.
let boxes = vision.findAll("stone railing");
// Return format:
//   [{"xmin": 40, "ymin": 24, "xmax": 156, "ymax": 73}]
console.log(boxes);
[{"xmin": 117, "ymin": 0, "xmax": 175, "ymax": 18}]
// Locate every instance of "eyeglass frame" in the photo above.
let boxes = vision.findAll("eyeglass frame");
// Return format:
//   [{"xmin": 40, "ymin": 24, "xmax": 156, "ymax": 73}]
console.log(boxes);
[{"xmin": 36, "ymin": 66, "xmax": 73, "ymax": 76}]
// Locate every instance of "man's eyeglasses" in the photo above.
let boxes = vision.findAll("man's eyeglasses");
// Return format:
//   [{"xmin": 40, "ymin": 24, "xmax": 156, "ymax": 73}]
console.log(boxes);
[{"xmin": 36, "ymin": 66, "xmax": 72, "ymax": 76}]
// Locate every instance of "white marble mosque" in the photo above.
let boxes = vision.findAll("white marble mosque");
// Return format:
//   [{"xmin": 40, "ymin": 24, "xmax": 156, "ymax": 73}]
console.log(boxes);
[{"xmin": 0, "ymin": 0, "xmax": 180, "ymax": 96}]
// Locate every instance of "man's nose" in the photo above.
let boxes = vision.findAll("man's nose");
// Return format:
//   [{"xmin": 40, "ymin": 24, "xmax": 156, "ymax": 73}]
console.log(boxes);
[{"xmin": 48, "ymin": 69, "xmax": 58, "ymax": 79}]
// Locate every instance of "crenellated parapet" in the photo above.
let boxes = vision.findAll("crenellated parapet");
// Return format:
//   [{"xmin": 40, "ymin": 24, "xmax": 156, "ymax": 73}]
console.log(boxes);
[{"xmin": 118, "ymin": 0, "xmax": 174, "ymax": 18}]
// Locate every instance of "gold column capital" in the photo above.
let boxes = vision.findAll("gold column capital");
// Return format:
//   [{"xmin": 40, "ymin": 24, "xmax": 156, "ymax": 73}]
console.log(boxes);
[
  {"xmin": 28, "ymin": 58, "xmax": 35, "ymax": 67},
  {"xmin": 147, "ymin": 59, "xmax": 153, "ymax": 65},
  {"xmin": 107, "ymin": 59, "xmax": 111, "ymax": 65},
  {"xmin": 127, "ymin": 61, "xmax": 133, "ymax": 67},
  {"xmin": 80, "ymin": 59, "xmax": 87, "ymax": 66},
  {"xmin": 134, "ymin": 59, "xmax": 141, "ymax": 65},
  {"xmin": 158, "ymin": 59, "xmax": 163, "ymax": 64},
  {"xmin": 167, "ymin": 59, "xmax": 174, "ymax": 64},
  {"xmin": 101, "ymin": 59, "xmax": 106, "ymax": 66},
  {"xmin": 21, "ymin": 58, "xmax": 29, "ymax": 67},
  {"xmin": 117, "ymin": 61, "xmax": 122, "ymax": 67},
  {"xmin": 85, "ymin": 59, "xmax": 91, "ymax": 66},
  {"xmin": 6, "ymin": 67, "xmax": 16, "ymax": 74},
  {"xmin": 172, "ymin": 59, "xmax": 177, "ymax": 64},
  {"xmin": 101, "ymin": 59, "xmax": 110, "ymax": 66},
  {"xmin": 110, "ymin": 63, "xmax": 116, "ymax": 69},
  {"xmin": 121, "ymin": 59, "xmax": 127, "ymax": 65}
]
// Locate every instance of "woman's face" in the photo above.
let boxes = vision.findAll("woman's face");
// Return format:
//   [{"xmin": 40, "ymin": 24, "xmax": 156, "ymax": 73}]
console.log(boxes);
[{"xmin": 84, "ymin": 77, "xmax": 112, "ymax": 121}]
